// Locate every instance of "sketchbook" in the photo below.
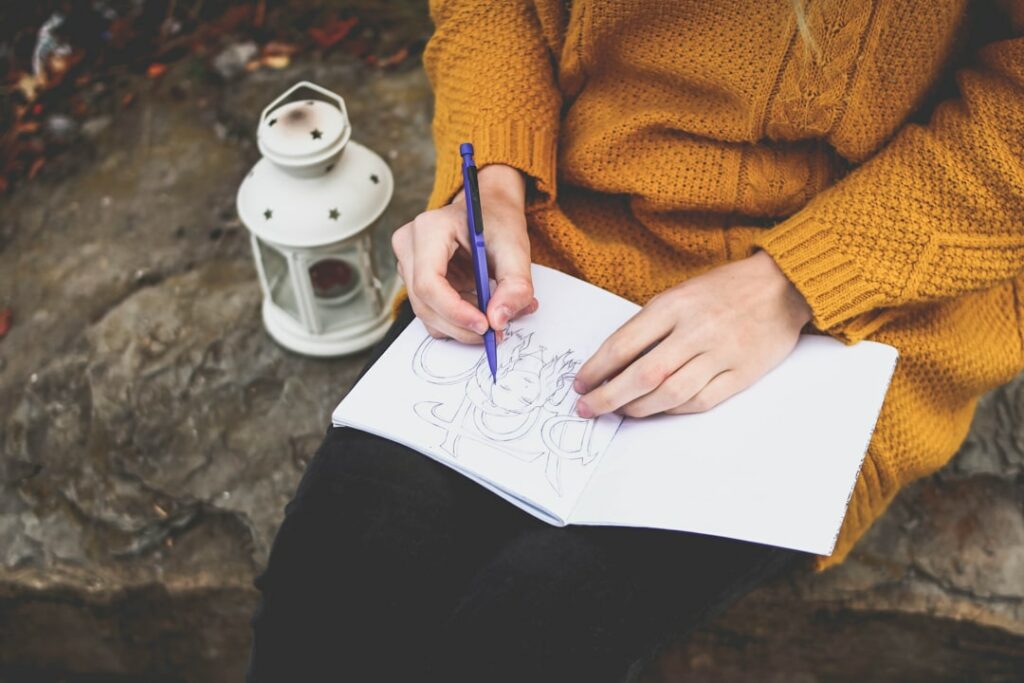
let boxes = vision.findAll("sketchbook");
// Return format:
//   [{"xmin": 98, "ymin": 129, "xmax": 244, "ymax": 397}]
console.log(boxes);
[{"xmin": 332, "ymin": 264, "xmax": 899, "ymax": 556}]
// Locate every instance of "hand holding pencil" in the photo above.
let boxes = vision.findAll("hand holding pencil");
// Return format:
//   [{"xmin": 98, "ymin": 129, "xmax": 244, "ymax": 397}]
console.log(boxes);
[{"xmin": 390, "ymin": 159, "xmax": 538, "ymax": 346}]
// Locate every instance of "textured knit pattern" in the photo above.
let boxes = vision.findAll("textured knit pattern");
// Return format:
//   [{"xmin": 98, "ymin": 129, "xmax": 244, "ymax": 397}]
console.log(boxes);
[{"xmin": 421, "ymin": 0, "xmax": 1024, "ymax": 571}]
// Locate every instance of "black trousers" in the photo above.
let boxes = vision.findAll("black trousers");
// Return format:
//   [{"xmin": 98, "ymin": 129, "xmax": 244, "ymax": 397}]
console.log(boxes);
[{"xmin": 246, "ymin": 301, "xmax": 811, "ymax": 683}]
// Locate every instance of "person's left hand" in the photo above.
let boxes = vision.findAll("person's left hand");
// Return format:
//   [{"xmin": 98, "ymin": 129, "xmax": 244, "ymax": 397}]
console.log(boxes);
[{"xmin": 573, "ymin": 250, "xmax": 814, "ymax": 418}]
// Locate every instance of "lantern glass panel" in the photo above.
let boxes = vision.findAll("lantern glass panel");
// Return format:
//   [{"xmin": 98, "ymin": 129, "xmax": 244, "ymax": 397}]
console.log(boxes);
[
  {"xmin": 256, "ymin": 238, "xmax": 302, "ymax": 323},
  {"xmin": 371, "ymin": 218, "xmax": 397, "ymax": 287},
  {"xmin": 307, "ymin": 243, "xmax": 377, "ymax": 332}
]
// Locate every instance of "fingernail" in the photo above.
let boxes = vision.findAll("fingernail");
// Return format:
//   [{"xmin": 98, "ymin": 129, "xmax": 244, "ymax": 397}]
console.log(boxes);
[
  {"xmin": 576, "ymin": 400, "xmax": 593, "ymax": 419},
  {"xmin": 473, "ymin": 321, "xmax": 489, "ymax": 335},
  {"xmin": 573, "ymin": 378, "xmax": 587, "ymax": 393}
]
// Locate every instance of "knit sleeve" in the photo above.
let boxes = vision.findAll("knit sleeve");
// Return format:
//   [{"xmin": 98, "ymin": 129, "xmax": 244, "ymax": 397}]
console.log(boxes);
[
  {"xmin": 752, "ymin": 8, "xmax": 1024, "ymax": 345},
  {"xmin": 422, "ymin": 0, "xmax": 562, "ymax": 211}
]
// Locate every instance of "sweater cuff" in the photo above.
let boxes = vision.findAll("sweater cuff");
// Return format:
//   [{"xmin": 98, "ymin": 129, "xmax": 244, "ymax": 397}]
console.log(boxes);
[
  {"xmin": 389, "ymin": 285, "xmax": 409, "ymax": 320},
  {"xmin": 427, "ymin": 120, "xmax": 559, "ymax": 210},
  {"xmin": 752, "ymin": 216, "xmax": 901, "ymax": 344}
]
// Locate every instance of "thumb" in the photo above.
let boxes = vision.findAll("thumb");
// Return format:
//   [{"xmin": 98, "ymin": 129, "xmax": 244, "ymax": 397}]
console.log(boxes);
[{"xmin": 486, "ymin": 242, "xmax": 534, "ymax": 330}]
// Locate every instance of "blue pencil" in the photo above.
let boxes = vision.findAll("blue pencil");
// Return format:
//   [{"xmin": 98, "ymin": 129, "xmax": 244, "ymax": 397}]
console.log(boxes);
[{"xmin": 459, "ymin": 143, "xmax": 498, "ymax": 382}]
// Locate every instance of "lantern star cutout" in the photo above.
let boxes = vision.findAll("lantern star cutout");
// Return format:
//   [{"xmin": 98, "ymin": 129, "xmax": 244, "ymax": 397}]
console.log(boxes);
[
  {"xmin": 311, "ymin": 128, "xmax": 323, "ymax": 140},
  {"xmin": 370, "ymin": 174, "xmax": 379, "ymax": 184},
  {"xmin": 263, "ymin": 208, "xmax": 273, "ymax": 219},
  {"xmin": 329, "ymin": 208, "xmax": 340, "ymax": 220},
  {"xmin": 268, "ymin": 118, "xmax": 277, "ymax": 127}
]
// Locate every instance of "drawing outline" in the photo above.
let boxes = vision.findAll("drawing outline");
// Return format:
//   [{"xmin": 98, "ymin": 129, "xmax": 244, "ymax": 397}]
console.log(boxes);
[{"xmin": 411, "ymin": 327, "xmax": 604, "ymax": 495}]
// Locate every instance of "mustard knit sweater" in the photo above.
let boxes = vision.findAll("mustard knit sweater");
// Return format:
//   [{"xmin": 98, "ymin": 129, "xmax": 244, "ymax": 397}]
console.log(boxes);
[{"xmin": 420, "ymin": 0, "xmax": 1024, "ymax": 571}]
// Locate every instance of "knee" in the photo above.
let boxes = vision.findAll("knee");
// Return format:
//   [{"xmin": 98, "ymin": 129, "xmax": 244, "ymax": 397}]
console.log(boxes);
[
  {"xmin": 453, "ymin": 528, "xmax": 635, "ymax": 624},
  {"xmin": 441, "ymin": 530, "xmax": 643, "ymax": 682}
]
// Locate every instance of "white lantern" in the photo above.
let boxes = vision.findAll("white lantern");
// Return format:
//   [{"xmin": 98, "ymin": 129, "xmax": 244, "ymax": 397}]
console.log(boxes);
[{"xmin": 236, "ymin": 80, "xmax": 399, "ymax": 356}]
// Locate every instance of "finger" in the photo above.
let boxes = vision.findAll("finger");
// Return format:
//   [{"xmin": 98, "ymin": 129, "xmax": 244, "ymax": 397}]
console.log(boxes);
[
  {"xmin": 410, "ymin": 219, "xmax": 489, "ymax": 335},
  {"xmin": 423, "ymin": 321, "xmax": 447, "ymax": 339},
  {"xmin": 487, "ymin": 275, "xmax": 533, "ymax": 330},
  {"xmin": 489, "ymin": 275, "xmax": 536, "ymax": 312},
  {"xmin": 392, "ymin": 223, "xmax": 412, "ymax": 283},
  {"xmin": 408, "ymin": 264, "xmax": 483, "ymax": 344},
  {"xmin": 576, "ymin": 341, "xmax": 692, "ymax": 418},
  {"xmin": 400, "ymin": 242, "xmax": 482, "ymax": 345},
  {"xmin": 511, "ymin": 297, "xmax": 539, "ymax": 319},
  {"xmin": 486, "ymin": 229, "xmax": 534, "ymax": 329},
  {"xmin": 419, "ymin": 308, "xmax": 484, "ymax": 344},
  {"xmin": 574, "ymin": 307, "xmax": 675, "ymax": 394},
  {"xmin": 667, "ymin": 369, "xmax": 743, "ymax": 414},
  {"xmin": 619, "ymin": 352, "xmax": 721, "ymax": 418},
  {"xmin": 413, "ymin": 284, "xmax": 485, "ymax": 344},
  {"xmin": 490, "ymin": 297, "xmax": 538, "ymax": 344}
]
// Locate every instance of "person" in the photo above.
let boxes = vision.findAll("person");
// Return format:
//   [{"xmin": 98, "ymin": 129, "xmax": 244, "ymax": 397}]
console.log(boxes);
[{"xmin": 246, "ymin": 1, "xmax": 1024, "ymax": 681}]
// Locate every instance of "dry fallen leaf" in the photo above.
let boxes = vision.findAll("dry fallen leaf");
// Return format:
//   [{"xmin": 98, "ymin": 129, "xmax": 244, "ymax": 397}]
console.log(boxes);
[
  {"xmin": 216, "ymin": 5, "xmax": 255, "ymax": 33},
  {"xmin": 15, "ymin": 72, "xmax": 42, "ymax": 102},
  {"xmin": 40, "ymin": 53, "xmax": 73, "ymax": 88},
  {"xmin": 308, "ymin": 17, "xmax": 358, "ymax": 49},
  {"xmin": 16, "ymin": 121, "xmax": 41, "ymax": 136},
  {"xmin": 246, "ymin": 53, "xmax": 290, "ymax": 71},
  {"xmin": 28, "ymin": 157, "xmax": 45, "ymax": 179},
  {"xmin": 0, "ymin": 309, "xmax": 12, "ymax": 339},
  {"xmin": 366, "ymin": 46, "xmax": 410, "ymax": 68},
  {"xmin": 263, "ymin": 40, "xmax": 300, "ymax": 57},
  {"xmin": 147, "ymin": 63, "xmax": 168, "ymax": 78},
  {"xmin": 107, "ymin": 16, "xmax": 135, "ymax": 50}
]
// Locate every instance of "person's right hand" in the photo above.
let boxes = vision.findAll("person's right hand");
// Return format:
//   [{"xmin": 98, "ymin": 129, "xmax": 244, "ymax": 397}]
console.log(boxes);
[{"xmin": 391, "ymin": 163, "xmax": 538, "ymax": 343}]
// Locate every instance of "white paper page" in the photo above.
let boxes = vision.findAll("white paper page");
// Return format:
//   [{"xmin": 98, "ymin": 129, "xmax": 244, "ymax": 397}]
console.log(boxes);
[
  {"xmin": 569, "ymin": 334, "xmax": 898, "ymax": 556},
  {"xmin": 332, "ymin": 264, "xmax": 636, "ymax": 522}
]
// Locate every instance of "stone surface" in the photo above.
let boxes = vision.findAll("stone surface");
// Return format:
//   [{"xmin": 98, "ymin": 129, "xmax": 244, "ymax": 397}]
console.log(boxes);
[
  {"xmin": 0, "ymin": 55, "xmax": 434, "ymax": 681},
  {"xmin": 1, "ymin": 46, "xmax": 1022, "ymax": 683}
]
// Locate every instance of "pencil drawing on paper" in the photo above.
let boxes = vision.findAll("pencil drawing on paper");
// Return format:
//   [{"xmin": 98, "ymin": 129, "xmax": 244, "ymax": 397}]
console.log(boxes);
[{"xmin": 411, "ymin": 327, "xmax": 604, "ymax": 496}]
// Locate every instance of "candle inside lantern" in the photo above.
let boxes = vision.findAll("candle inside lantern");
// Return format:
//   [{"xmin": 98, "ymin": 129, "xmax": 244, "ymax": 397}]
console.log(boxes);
[{"xmin": 309, "ymin": 257, "xmax": 360, "ymax": 304}]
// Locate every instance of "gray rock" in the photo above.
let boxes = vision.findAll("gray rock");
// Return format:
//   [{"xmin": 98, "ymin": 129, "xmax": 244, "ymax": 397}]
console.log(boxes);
[
  {"xmin": 212, "ymin": 42, "xmax": 259, "ymax": 81},
  {"xmin": 0, "ymin": 54, "xmax": 429, "ymax": 680},
  {"xmin": 81, "ymin": 115, "xmax": 113, "ymax": 140},
  {"xmin": 44, "ymin": 114, "xmax": 78, "ymax": 144}
]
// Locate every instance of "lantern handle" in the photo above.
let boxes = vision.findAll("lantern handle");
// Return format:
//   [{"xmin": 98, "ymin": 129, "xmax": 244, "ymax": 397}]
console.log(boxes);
[{"xmin": 259, "ymin": 80, "xmax": 349, "ymax": 126}]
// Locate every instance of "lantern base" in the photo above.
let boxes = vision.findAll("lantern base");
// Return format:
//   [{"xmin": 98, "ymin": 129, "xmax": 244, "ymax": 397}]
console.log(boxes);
[{"xmin": 261, "ymin": 298, "xmax": 394, "ymax": 357}]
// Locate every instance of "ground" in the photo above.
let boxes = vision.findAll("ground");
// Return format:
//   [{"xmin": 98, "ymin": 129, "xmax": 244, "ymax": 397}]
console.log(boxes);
[{"xmin": 0, "ymin": 40, "xmax": 1022, "ymax": 683}]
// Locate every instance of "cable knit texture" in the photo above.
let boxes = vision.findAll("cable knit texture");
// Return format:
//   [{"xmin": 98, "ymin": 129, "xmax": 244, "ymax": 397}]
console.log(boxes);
[{"xmin": 421, "ymin": 0, "xmax": 1024, "ymax": 571}]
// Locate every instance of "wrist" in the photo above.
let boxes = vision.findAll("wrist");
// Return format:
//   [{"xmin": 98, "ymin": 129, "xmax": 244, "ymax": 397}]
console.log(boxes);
[
  {"xmin": 478, "ymin": 163, "xmax": 526, "ymax": 210},
  {"xmin": 452, "ymin": 164, "xmax": 525, "ymax": 208},
  {"xmin": 751, "ymin": 249, "xmax": 814, "ymax": 326}
]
